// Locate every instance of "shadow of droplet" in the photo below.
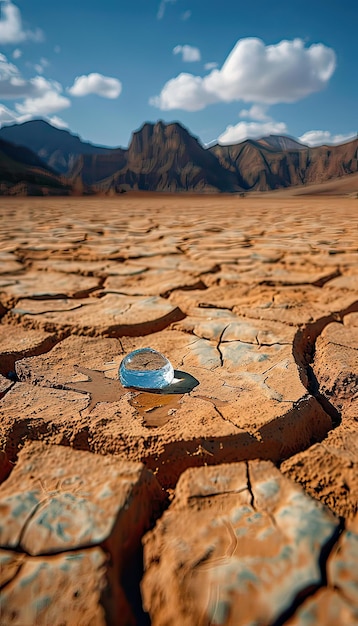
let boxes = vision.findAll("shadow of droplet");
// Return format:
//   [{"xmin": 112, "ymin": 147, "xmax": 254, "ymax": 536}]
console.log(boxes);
[{"xmin": 129, "ymin": 370, "xmax": 199, "ymax": 395}]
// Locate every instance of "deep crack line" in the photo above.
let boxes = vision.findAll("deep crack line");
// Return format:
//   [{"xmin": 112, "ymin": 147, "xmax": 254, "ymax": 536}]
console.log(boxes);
[
  {"xmin": 0, "ymin": 380, "xmax": 16, "ymax": 401},
  {"xmin": 213, "ymin": 405, "xmax": 241, "ymax": 432},
  {"xmin": 216, "ymin": 325, "xmax": 229, "ymax": 367},
  {"xmin": 245, "ymin": 461, "xmax": 256, "ymax": 511},
  {"xmin": 292, "ymin": 299, "xmax": 358, "ymax": 429}
]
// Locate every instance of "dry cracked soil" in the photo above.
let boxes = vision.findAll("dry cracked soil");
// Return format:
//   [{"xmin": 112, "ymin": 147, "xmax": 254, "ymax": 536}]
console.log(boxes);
[{"xmin": 0, "ymin": 194, "xmax": 357, "ymax": 625}]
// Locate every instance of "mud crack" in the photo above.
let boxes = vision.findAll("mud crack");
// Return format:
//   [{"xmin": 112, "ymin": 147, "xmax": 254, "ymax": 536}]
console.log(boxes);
[
  {"xmin": 245, "ymin": 461, "xmax": 256, "ymax": 510},
  {"xmin": 292, "ymin": 299, "xmax": 358, "ymax": 429}
]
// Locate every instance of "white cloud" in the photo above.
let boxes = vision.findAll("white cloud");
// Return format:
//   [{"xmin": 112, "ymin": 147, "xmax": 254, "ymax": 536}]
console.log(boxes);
[
  {"xmin": 299, "ymin": 130, "xmax": 356, "ymax": 147},
  {"xmin": 54, "ymin": 45, "xmax": 61, "ymax": 54},
  {"xmin": 239, "ymin": 104, "xmax": 270, "ymax": 121},
  {"xmin": 68, "ymin": 73, "xmax": 122, "ymax": 98},
  {"xmin": 151, "ymin": 37, "xmax": 336, "ymax": 111},
  {"xmin": 15, "ymin": 78, "xmax": 71, "ymax": 116},
  {"xmin": 0, "ymin": 1, "xmax": 43, "ymax": 44},
  {"xmin": 0, "ymin": 105, "xmax": 69, "ymax": 129},
  {"xmin": 204, "ymin": 61, "xmax": 218, "ymax": 71},
  {"xmin": 33, "ymin": 57, "xmax": 49, "ymax": 74},
  {"xmin": 0, "ymin": 52, "xmax": 29, "ymax": 97},
  {"xmin": 0, "ymin": 52, "xmax": 19, "ymax": 78},
  {"xmin": 48, "ymin": 115, "xmax": 69, "ymax": 129},
  {"xmin": 0, "ymin": 54, "xmax": 71, "ymax": 125},
  {"xmin": 218, "ymin": 120, "xmax": 288, "ymax": 145},
  {"xmin": 157, "ymin": 0, "xmax": 176, "ymax": 19},
  {"xmin": 0, "ymin": 56, "xmax": 65, "ymax": 109},
  {"xmin": 12, "ymin": 48, "xmax": 21, "ymax": 59},
  {"xmin": 0, "ymin": 102, "xmax": 18, "ymax": 123},
  {"xmin": 173, "ymin": 45, "xmax": 201, "ymax": 62},
  {"xmin": 181, "ymin": 10, "xmax": 191, "ymax": 20}
]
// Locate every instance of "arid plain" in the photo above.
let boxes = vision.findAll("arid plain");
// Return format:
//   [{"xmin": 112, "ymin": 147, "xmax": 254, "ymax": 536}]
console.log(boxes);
[{"xmin": 0, "ymin": 193, "xmax": 357, "ymax": 625}]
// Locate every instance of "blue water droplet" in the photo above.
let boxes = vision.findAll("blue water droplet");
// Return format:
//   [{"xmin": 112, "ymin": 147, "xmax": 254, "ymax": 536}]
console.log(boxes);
[{"xmin": 119, "ymin": 348, "xmax": 174, "ymax": 389}]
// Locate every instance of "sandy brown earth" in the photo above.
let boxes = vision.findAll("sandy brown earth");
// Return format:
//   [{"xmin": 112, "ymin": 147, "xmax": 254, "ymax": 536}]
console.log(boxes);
[{"xmin": 0, "ymin": 194, "xmax": 357, "ymax": 625}]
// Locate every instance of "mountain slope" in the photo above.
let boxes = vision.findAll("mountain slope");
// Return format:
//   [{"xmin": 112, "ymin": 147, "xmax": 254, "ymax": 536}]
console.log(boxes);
[
  {"xmin": 0, "ymin": 137, "xmax": 71, "ymax": 195},
  {"xmin": 257, "ymin": 135, "xmax": 306, "ymax": 151},
  {"xmin": 210, "ymin": 137, "xmax": 358, "ymax": 191},
  {"xmin": 0, "ymin": 120, "xmax": 116, "ymax": 174},
  {"xmin": 69, "ymin": 121, "xmax": 240, "ymax": 192}
]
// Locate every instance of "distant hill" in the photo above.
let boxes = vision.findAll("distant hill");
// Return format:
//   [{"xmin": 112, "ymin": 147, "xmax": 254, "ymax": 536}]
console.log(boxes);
[
  {"xmin": 210, "ymin": 137, "xmax": 358, "ymax": 191},
  {"xmin": 0, "ymin": 119, "xmax": 357, "ymax": 194},
  {"xmin": 0, "ymin": 120, "xmax": 115, "ymax": 174},
  {"xmin": 0, "ymin": 137, "xmax": 71, "ymax": 196}
]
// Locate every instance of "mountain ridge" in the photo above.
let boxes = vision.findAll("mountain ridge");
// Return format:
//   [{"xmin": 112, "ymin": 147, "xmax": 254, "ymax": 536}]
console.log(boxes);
[
  {"xmin": 0, "ymin": 120, "xmax": 118, "ymax": 174},
  {"xmin": 0, "ymin": 119, "xmax": 357, "ymax": 194}
]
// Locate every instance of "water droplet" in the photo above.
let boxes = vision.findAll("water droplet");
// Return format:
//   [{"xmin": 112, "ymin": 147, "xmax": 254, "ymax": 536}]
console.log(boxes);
[{"xmin": 119, "ymin": 348, "xmax": 174, "ymax": 389}]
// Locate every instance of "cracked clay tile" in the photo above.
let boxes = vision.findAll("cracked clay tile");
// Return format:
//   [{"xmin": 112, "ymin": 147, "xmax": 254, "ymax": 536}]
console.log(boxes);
[
  {"xmin": 11, "ymin": 293, "xmax": 184, "ymax": 336},
  {"xmin": 0, "ymin": 441, "xmax": 164, "ymax": 556},
  {"xmin": 141, "ymin": 460, "xmax": 339, "ymax": 626}
]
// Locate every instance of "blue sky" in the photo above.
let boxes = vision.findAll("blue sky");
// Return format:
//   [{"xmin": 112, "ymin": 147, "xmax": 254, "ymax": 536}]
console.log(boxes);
[{"xmin": 0, "ymin": 0, "xmax": 356, "ymax": 148}]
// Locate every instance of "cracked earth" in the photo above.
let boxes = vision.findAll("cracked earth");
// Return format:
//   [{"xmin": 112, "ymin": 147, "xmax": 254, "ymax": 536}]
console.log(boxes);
[{"xmin": 0, "ymin": 195, "xmax": 357, "ymax": 625}]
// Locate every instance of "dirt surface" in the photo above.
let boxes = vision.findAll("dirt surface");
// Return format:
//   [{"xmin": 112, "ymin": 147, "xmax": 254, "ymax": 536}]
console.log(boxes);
[{"xmin": 0, "ymin": 195, "xmax": 357, "ymax": 625}]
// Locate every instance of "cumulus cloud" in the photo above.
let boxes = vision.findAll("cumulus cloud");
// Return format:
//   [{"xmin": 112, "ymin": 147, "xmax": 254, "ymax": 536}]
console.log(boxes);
[
  {"xmin": 0, "ymin": 52, "xmax": 29, "ymax": 98},
  {"xmin": 0, "ymin": 55, "xmax": 66, "ymax": 112},
  {"xmin": 68, "ymin": 73, "xmax": 122, "ymax": 98},
  {"xmin": 15, "ymin": 77, "xmax": 71, "ymax": 116},
  {"xmin": 157, "ymin": 0, "xmax": 176, "ymax": 20},
  {"xmin": 173, "ymin": 45, "xmax": 201, "ymax": 62},
  {"xmin": 12, "ymin": 48, "xmax": 21, "ymax": 59},
  {"xmin": 151, "ymin": 37, "xmax": 336, "ymax": 111},
  {"xmin": 181, "ymin": 10, "xmax": 191, "ymax": 20},
  {"xmin": 218, "ymin": 120, "xmax": 288, "ymax": 145},
  {"xmin": 0, "ymin": 53, "xmax": 71, "ymax": 125},
  {"xmin": 204, "ymin": 61, "xmax": 218, "ymax": 71},
  {"xmin": 239, "ymin": 104, "xmax": 270, "ymax": 121},
  {"xmin": 299, "ymin": 130, "xmax": 356, "ymax": 146},
  {"xmin": 0, "ymin": 1, "xmax": 43, "ymax": 44},
  {"xmin": 0, "ymin": 52, "xmax": 19, "ymax": 78}
]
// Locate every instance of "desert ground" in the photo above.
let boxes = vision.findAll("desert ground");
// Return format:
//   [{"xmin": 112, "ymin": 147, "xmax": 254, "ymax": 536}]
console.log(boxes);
[{"xmin": 0, "ymin": 193, "xmax": 357, "ymax": 625}]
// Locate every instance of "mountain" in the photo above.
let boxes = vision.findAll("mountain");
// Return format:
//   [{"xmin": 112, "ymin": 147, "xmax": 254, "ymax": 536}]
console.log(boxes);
[
  {"xmin": 70, "ymin": 121, "xmax": 240, "ymax": 193},
  {"xmin": 0, "ymin": 120, "xmax": 115, "ymax": 174},
  {"xmin": 0, "ymin": 119, "xmax": 357, "ymax": 194},
  {"xmin": 210, "ymin": 137, "xmax": 358, "ymax": 191},
  {"xmin": 0, "ymin": 137, "xmax": 72, "ymax": 196}
]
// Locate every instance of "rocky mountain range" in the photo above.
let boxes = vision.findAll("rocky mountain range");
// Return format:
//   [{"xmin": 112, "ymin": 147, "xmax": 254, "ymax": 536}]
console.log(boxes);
[{"xmin": 0, "ymin": 119, "xmax": 357, "ymax": 195}]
